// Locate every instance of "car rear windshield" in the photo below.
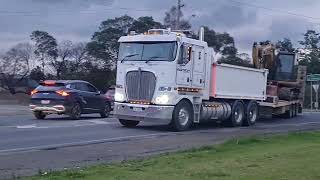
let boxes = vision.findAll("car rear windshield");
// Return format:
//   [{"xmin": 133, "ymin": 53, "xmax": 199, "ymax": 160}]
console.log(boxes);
[{"xmin": 37, "ymin": 82, "xmax": 67, "ymax": 91}]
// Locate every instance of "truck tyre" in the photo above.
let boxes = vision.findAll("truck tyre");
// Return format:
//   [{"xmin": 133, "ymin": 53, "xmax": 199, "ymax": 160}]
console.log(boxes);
[
  {"xmin": 171, "ymin": 100, "xmax": 193, "ymax": 131},
  {"xmin": 34, "ymin": 111, "xmax": 46, "ymax": 120},
  {"xmin": 293, "ymin": 104, "xmax": 298, "ymax": 117},
  {"xmin": 223, "ymin": 100, "xmax": 244, "ymax": 127},
  {"xmin": 284, "ymin": 105, "xmax": 293, "ymax": 119},
  {"xmin": 243, "ymin": 101, "xmax": 259, "ymax": 126},
  {"xmin": 69, "ymin": 103, "xmax": 82, "ymax": 120},
  {"xmin": 119, "ymin": 119, "xmax": 140, "ymax": 127}
]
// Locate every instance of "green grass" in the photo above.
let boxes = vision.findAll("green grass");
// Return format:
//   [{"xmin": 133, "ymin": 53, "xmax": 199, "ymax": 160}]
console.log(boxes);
[{"xmin": 25, "ymin": 132, "xmax": 320, "ymax": 180}]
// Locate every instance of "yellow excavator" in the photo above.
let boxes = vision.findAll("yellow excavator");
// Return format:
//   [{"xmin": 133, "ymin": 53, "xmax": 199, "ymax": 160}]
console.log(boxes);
[{"xmin": 252, "ymin": 42, "xmax": 307, "ymax": 117}]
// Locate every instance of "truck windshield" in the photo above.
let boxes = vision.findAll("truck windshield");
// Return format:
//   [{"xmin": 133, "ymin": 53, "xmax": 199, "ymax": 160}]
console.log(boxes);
[{"xmin": 118, "ymin": 42, "xmax": 177, "ymax": 62}]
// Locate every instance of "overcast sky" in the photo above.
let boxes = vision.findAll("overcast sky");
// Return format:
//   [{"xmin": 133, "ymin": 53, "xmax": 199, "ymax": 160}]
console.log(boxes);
[{"xmin": 0, "ymin": 0, "xmax": 319, "ymax": 54}]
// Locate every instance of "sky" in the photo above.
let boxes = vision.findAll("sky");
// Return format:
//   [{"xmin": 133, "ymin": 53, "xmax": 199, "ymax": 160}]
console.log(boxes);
[{"xmin": 0, "ymin": 0, "xmax": 320, "ymax": 54}]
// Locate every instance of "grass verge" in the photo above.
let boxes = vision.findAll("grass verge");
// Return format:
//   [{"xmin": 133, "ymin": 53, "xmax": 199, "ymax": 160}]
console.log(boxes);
[{"xmin": 25, "ymin": 131, "xmax": 320, "ymax": 180}]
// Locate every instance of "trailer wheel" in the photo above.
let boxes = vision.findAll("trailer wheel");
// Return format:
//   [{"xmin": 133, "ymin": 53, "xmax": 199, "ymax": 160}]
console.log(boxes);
[
  {"xmin": 223, "ymin": 100, "xmax": 244, "ymax": 127},
  {"xmin": 171, "ymin": 100, "xmax": 193, "ymax": 131},
  {"xmin": 243, "ymin": 101, "xmax": 259, "ymax": 126},
  {"xmin": 284, "ymin": 105, "xmax": 293, "ymax": 119},
  {"xmin": 293, "ymin": 104, "xmax": 298, "ymax": 117}
]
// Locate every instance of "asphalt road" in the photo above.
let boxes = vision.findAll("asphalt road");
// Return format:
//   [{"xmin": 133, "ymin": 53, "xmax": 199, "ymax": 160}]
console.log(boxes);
[{"xmin": 1, "ymin": 111, "xmax": 320, "ymax": 179}]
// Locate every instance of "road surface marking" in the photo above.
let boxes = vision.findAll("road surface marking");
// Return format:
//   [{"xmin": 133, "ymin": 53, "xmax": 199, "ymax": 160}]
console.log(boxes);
[{"xmin": 16, "ymin": 124, "xmax": 37, "ymax": 129}]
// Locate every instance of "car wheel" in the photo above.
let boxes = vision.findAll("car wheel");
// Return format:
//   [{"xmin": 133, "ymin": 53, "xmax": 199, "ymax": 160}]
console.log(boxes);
[
  {"xmin": 34, "ymin": 111, "xmax": 46, "ymax": 120},
  {"xmin": 69, "ymin": 103, "xmax": 82, "ymax": 120},
  {"xmin": 119, "ymin": 119, "xmax": 140, "ymax": 127},
  {"xmin": 100, "ymin": 103, "xmax": 111, "ymax": 118},
  {"xmin": 170, "ymin": 100, "xmax": 193, "ymax": 131},
  {"xmin": 243, "ymin": 101, "xmax": 259, "ymax": 126}
]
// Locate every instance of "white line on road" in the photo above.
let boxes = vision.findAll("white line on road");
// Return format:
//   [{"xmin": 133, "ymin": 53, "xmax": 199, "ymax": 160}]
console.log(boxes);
[{"xmin": 16, "ymin": 124, "xmax": 37, "ymax": 129}]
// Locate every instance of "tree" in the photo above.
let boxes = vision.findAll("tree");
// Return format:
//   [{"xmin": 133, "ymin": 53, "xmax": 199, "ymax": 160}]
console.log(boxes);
[
  {"xmin": 164, "ymin": 6, "xmax": 191, "ymax": 30},
  {"xmin": 71, "ymin": 42, "xmax": 88, "ymax": 73},
  {"xmin": 202, "ymin": 26, "xmax": 238, "ymax": 57},
  {"xmin": 130, "ymin": 16, "xmax": 163, "ymax": 33},
  {"xmin": 0, "ymin": 43, "xmax": 33, "ymax": 93},
  {"xmin": 299, "ymin": 30, "xmax": 320, "ymax": 49},
  {"xmin": 29, "ymin": 66, "xmax": 45, "ymax": 82},
  {"xmin": 276, "ymin": 38, "xmax": 295, "ymax": 52},
  {"xmin": 30, "ymin": 31, "xmax": 58, "ymax": 74},
  {"xmin": 56, "ymin": 40, "xmax": 73, "ymax": 79},
  {"xmin": 87, "ymin": 15, "xmax": 134, "ymax": 68},
  {"xmin": 299, "ymin": 30, "xmax": 320, "ymax": 74},
  {"xmin": 87, "ymin": 15, "xmax": 163, "ymax": 68}
]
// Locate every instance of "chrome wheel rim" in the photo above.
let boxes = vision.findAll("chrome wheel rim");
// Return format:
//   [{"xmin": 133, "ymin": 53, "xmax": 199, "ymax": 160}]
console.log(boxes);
[
  {"xmin": 249, "ymin": 106, "xmax": 257, "ymax": 123},
  {"xmin": 178, "ymin": 108, "xmax": 189, "ymax": 126},
  {"xmin": 235, "ymin": 106, "xmax": 243, "ymax": 123}
]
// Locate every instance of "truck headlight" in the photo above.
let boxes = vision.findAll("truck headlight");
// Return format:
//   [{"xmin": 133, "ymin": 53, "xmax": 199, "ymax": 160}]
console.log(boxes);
[
  {"xmin": 155, "ymin": 95, "xmax": 170, "ymax": 105},
  {"xmin": 115, "ymin": 92, "xmax": 125, "ymax": 102}
]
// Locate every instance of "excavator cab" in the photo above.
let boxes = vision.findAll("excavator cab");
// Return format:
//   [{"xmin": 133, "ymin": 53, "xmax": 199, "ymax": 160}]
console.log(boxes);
[
  {"xmin": 272, "ymin": 52, "xmax": 296, "ymax": 81},
  {"xmin": 252, "ymin": 42, "xmax": 296, "ymax": 82}
]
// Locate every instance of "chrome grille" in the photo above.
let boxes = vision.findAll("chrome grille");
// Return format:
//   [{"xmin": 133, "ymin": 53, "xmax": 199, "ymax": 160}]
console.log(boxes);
[{"xmin": 126, "ymin": 70, "xmax": 156, "ymax": 102}]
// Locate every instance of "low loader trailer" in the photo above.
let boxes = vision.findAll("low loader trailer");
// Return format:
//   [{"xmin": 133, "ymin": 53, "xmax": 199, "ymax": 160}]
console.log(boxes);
[{"xmin": 114, "ymin": 28, "xmax": 306, "ymax": 131}]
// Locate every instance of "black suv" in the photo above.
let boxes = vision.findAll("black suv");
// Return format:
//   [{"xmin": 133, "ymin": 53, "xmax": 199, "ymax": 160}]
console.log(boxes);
[{"xmin": 30, "ymin": 80, "xmax": 111, "ymax": 120}]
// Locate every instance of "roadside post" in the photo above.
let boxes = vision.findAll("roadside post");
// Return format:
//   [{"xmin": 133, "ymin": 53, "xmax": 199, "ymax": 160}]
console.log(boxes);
[{"xmin": 307, "ymin": 74, "xmax": 320, "ymax": 110}]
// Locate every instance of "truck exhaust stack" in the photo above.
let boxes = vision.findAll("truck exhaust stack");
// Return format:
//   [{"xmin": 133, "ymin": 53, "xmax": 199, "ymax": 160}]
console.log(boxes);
[{"xmin": 199, "ymin": 27, "xmax": 204, "ymax": 41}]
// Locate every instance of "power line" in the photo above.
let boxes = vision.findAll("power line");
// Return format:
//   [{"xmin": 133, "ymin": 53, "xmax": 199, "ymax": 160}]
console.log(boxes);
[
  {"xmin": 0, "ymin": 7, "xmax": 155, "ymax": 16},
  {"xmin": 223, "ymin": 0, "xmax": 320, "ymax": 21}
]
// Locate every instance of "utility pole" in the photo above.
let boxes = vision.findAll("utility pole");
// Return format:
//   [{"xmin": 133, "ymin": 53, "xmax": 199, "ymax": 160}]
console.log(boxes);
[{"xmin": 176, "ymin": 0, "xmax": 184, "ymax": 30}]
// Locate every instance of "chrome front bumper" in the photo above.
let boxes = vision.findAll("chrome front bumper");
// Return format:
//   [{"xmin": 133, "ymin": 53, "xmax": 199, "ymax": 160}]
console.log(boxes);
[
  {"xmin": 29, "ymin": 105, "xmax": 66, "ymax": 114},
  {"xmin": 114, "ymin": 102, "xmax": 174, "ymax": 123}
]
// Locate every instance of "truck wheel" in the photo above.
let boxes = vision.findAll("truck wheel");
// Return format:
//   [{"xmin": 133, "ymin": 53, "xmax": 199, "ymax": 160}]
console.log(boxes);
[
  {"xmin": 119, "ymin": 119, "xmax": 140, "ymax": 127},
  {"xmin": 224, "ymin": 100, "xmax": 244, "ymax": 127},
  {"xmin": 34, "ymin": 111, "xmax": 46, "ymax": 120},
  {"xmin": 293, "ymin": 104, "xmax": 298, "ymax": 117},
  {"xmin": 69, "ymin": 103, "xmax": 82, "ymax": 120},
  {"xmin": 284, "ymin": 105, "xmax": 293, "ymax": 119},
  {"xmin": 243, "ymin": 101, "xmax": 259, "ymax": 126},
  {"xmin": 171, "ymin": 100, "xmax": 193, "ymax": 131}
]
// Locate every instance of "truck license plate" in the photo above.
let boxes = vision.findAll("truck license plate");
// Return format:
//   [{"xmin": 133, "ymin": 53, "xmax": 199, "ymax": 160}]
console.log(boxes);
[
  {"xmin": 41, "ymin": 100, "xmax": 50, "ymax": 105},
  {"xmin": 132, "ymin": 107, "xmax": 143, "ymax": 112}
]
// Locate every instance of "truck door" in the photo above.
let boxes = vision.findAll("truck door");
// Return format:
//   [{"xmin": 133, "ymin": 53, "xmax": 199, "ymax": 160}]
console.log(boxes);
[
  {"xmin": 191, "ymin": 46, "xmax": 205, "ymax": 88},
  {"xmin": 176, "ymin": 43, "xmax": 192, "ymax": 87}
]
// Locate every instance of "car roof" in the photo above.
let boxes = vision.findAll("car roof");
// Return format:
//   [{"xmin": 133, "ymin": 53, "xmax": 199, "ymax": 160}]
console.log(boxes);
[{"xmin": 44, "ymin": 80, "xmax": 89, "ymax": 84}]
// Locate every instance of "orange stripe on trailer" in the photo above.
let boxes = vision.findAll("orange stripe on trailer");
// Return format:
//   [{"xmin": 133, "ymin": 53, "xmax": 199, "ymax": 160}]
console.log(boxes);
[{"xmin": 211, "ymin": 64, "xmax": 217, "ymax": 97}]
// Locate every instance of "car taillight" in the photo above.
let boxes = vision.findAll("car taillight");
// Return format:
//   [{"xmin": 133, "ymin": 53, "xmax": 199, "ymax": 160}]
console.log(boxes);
[
  {"xmin": 31, "ymin": 89, "xmax": 38, "ymax": 96},
  {"xmin": 56, "ymin": 90, "xmax": 70, "ymax": 97}
]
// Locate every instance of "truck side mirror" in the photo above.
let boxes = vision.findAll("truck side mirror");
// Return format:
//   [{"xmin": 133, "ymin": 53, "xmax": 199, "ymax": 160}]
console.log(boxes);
[{"xmin": 178, "ymin": 44, "xmax": 192, "ymax": 65}]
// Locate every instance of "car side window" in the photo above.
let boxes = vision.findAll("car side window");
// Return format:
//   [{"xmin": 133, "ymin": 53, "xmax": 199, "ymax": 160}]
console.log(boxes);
[
  {"xmin": 74, "ymin": 83, "xmax": 83, "ymax": 91},
  {"xmin": 67, "ymin": 83, "xmax": 76, "ymax": 89},
  {"xmin": 86, "ymin": 84, "xmax": 97, "ymax": 93}
]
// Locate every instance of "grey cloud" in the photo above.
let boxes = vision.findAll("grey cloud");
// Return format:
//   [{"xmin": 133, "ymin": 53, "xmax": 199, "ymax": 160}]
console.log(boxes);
[{"xmin": 0, "ymin": 0, "xmax": 319, "ymax": 54}]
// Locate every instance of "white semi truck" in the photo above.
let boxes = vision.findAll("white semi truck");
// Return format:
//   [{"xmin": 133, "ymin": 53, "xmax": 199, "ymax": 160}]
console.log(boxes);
[{"xmin": 114, "ymin": 28, "xmax": 306, "ymax": 131}]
